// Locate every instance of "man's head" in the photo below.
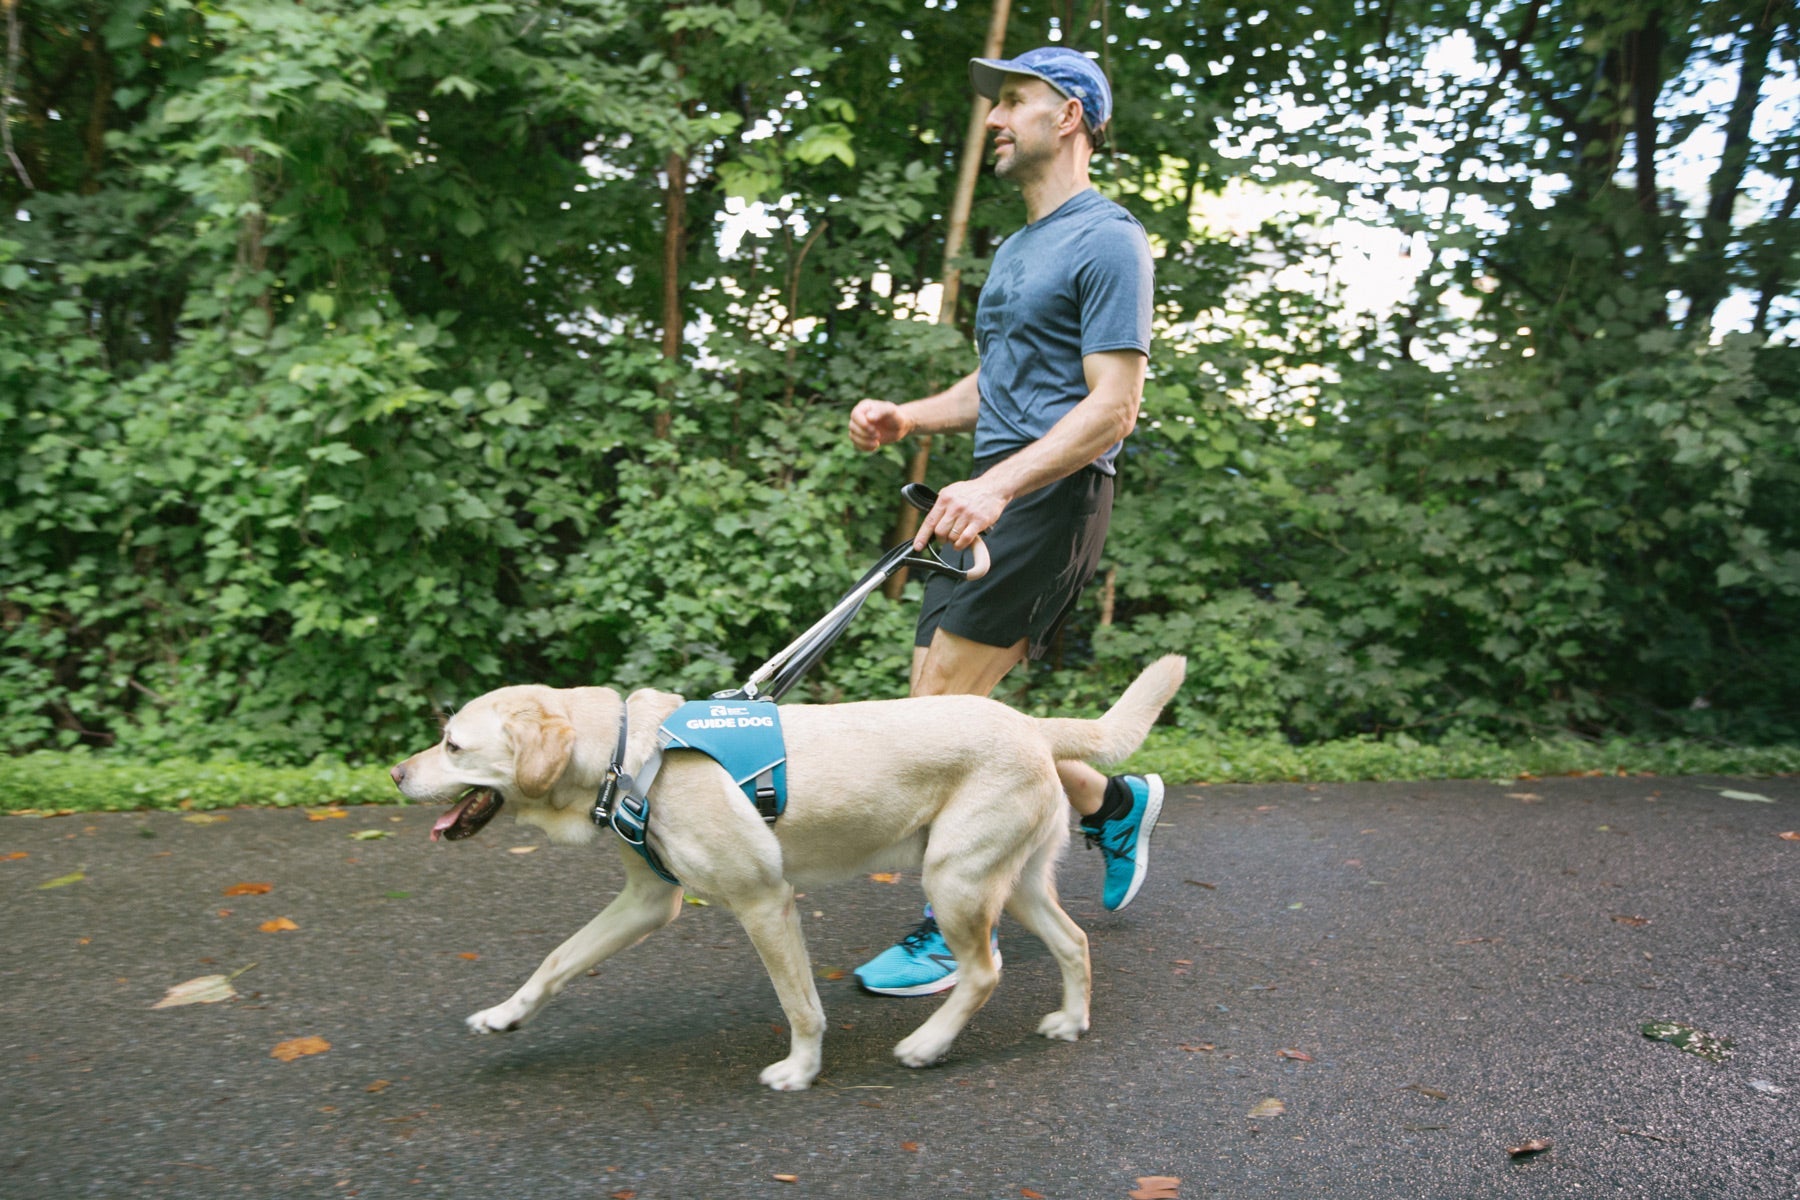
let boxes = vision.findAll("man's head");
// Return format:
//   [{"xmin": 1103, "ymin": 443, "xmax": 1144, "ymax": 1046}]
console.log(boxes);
[{"xmin": 969, "ymin": 47, "xmax": 1112, "ymax": 148}]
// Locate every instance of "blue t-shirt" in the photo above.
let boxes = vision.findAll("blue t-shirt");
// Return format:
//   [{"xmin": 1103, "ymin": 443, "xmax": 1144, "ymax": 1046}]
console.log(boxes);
[{"xmin": 972, "ymin": 188, "xmax": 1153, "ymax": 476}]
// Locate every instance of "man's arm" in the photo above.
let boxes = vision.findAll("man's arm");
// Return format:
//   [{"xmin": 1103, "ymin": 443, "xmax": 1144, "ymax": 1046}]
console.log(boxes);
[
  {"xmin": 914, "ymin": 349, "xmax": 1146, "ymax": 550},
  {"xmin": 848, "ymin": 370, "xmax": 982, "ymax": 451}
]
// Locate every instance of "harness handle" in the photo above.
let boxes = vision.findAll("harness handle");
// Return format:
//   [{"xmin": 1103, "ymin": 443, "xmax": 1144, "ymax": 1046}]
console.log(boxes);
[{"xmin": 899, "ymin": 483, "xmax": 991, "ymax": 582}]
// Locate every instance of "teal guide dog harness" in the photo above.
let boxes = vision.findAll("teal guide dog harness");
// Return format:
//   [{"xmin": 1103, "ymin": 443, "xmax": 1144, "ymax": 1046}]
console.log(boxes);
[{"xmin": 590, "ymin": 699, "xmax": 787, "ymax": 886}]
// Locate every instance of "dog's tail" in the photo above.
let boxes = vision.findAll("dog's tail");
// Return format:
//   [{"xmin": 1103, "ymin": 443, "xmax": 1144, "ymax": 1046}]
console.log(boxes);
[{"xmin": 1034, "ymin": 655, "xmax": 1187, "ymax": 765}]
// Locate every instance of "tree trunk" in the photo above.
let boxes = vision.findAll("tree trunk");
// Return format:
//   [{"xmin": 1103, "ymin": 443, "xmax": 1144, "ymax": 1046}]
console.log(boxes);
[
  {"xmin": 1690, "ymin": 14, "xmax": 1775, "ymax": 330},
  {"xmin": 656, "ymin": 148, "xmax": 685, "ymax": 440}
]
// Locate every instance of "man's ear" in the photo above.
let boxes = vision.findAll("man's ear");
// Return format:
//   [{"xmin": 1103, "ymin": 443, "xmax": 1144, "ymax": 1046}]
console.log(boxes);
[
  {"xmin": 1058, "ymin": 97, "xmax": 1085, "ymax": 138},
  {"xmin": 508, "ymin": 704, "xmax": 577, "ymax": 797}
]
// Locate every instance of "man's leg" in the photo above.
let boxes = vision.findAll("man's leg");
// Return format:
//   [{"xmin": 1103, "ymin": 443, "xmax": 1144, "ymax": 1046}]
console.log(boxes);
[
  {"xmin": 854, "ymin": 631, "xmax": 1025, "ymax": 998},
  {"xmin": 910, "ymin": 628, "xmax": 1026, "ymax": 699}
]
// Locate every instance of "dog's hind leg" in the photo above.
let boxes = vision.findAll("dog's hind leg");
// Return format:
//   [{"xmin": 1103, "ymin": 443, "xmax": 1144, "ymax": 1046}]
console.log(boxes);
[
  {"xmin": 467, "ymin": 861, "xmax": 683, "ymax": 1035},
  {"xmin": 731, "ymin": 887, "xmax": 827, "ymax": 1091},
  {"xmin": 1003, "ymin": 844, "xmax": 1090, "ymax": 1042},
  {"xmin": 892, "ymin": 875, "xmax": 1005, "ymax": 1069}
]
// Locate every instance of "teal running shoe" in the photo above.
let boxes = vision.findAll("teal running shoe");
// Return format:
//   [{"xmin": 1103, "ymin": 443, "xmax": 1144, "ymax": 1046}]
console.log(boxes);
[
  {"xmin": 853, "ymin": 909, "xmax": 1001, "ymax": 997},
  {"xmin": 1086, "ymin": 773, "xmax": 1165, "ymax": 911}
]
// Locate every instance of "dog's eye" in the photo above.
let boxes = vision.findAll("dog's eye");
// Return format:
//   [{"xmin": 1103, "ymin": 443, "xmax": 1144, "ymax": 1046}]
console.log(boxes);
[{"xmin": 444, "ymin": 738, "xmax": 461, "ymax": 754}]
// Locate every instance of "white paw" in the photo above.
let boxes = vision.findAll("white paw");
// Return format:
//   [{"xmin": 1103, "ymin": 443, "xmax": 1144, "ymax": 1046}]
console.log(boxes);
[
  {"xmin": 894, "ymin": 1032, "xmax": 952, "ymax": 1069},
  {"xmin": 759, "ymin": 1056, "xmax": 819, "ymax": 1092},
  {"xmin": 466, "ymin": 1003, "xmax": 526, "ymax": 1034},
  {"xmin": 1036, "ymin": 1010, "xmax": 1088, "ymax": 1042}
]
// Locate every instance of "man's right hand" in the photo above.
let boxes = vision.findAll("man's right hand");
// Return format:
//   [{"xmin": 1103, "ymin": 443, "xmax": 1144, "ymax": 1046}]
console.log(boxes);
[{"xmin": 849, "ymin": 399, "xmax": 911, "ymax": 452}]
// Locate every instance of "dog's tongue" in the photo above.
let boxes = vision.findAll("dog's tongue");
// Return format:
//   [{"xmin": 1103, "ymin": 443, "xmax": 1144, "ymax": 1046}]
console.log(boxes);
[
  {"xmin": 430, "ymin": 803, "xmax": 466, "ymax": 841},
  {"xmin": 430, "ymin": 789, "xmax": 501, "ymax": 842}
]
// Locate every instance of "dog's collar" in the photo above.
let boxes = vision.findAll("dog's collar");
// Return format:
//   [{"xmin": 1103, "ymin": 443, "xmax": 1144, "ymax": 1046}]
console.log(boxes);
[{"xmin": 590, "ymin": 710, "xmax": 680, "ymax": 885}]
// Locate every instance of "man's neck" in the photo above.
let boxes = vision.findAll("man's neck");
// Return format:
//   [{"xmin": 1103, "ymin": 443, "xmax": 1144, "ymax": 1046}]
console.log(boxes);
[{"xmin": 1018, "ymin": 158, "xmax": 1093, "ymax": 224}]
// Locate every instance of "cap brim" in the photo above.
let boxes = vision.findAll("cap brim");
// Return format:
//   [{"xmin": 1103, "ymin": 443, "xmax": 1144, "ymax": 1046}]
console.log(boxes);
[{"xmin": 969, "ymin": 56, "xmax": 1059, "ymax": 103}]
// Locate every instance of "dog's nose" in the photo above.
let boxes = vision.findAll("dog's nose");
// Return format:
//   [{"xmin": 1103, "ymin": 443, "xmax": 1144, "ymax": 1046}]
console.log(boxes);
[{"xmin": 389, "ymin": 763, "xmax": 408, "ymax": 788}]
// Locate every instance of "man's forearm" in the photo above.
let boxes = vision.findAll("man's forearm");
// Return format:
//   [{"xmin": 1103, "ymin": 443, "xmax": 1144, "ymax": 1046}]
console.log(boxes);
[
  {"xmin": 897, "ymin": 370, "xmax": 982, "ymax": 437},
  {"xmin": 977, "ymin": 393, "xmax": 1134, "ymax": 501}
]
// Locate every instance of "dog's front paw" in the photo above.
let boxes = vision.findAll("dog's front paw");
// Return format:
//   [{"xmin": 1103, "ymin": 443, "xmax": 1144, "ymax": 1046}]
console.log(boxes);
[
  {"xmin": 466, "ymin": 1003, "xmax": 527, "ymax": 1034},
  {"xmin": 893, "ymin": 1031, "xmax": 952, "ymax": 1069},
  {"xmin": 1036, "ymin": 1010, "xmax": 1089, "ymax": 1042},
  {"xmin": 759, "ymin": 1055, "xmax": 820, "ymax": 1092}
]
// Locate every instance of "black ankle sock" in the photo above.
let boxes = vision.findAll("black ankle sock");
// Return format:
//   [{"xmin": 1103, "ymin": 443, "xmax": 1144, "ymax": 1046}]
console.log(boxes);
[{"xmin": 1087, "ymin": 776, "xmax": 1133, "ymax": 828}]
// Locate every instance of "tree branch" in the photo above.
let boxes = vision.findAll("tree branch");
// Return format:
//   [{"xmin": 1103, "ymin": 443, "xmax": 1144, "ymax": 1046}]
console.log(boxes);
[{"xmin": 2, "ymin": 0, "xmax": 32, "ymax": 189}]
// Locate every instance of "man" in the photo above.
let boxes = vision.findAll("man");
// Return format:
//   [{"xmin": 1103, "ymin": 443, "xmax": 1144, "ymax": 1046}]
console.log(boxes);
[{"xmin": 846, "ymin": 46, "xmax": 1163, "ymax": 996}]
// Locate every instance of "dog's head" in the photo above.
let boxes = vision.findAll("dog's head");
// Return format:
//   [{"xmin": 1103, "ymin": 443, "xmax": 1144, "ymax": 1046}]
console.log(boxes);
[{"xmin": 389, "ymin": 684, "xmax": 683, "ymax": 845}]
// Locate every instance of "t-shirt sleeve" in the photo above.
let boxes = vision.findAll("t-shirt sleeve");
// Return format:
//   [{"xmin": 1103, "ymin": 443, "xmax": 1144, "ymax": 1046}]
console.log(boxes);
[{"xmin": 1077, "ymin": 218, "xmax": 1154, "ymax": 357}]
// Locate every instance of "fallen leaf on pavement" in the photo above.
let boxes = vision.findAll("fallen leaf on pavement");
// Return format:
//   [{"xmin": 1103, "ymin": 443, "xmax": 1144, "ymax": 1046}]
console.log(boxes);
[
  {"xmin": 152, "ymin": 968, "xmax": 252, "ymax": 1008},
  {"xmin": 259, "ymin": 917, "xmax": 299, "ymax": 933},
  {"xmin": 1507, "ymin": 792, "xmax": 1542, "ymax": 802},
  {"xmin": 182, "ymin": 814, "xmax": 229, "ymax": 825},
  {"xmin": 349, "ymin": 830, "xmax": 391, "ymax": 841},
  {"xmin": 1021, "ymin": 1189, "xmax": 1046, "ymax": 1200},
  {"xmin": 271, "ymin": 1036, "xmax": 331, "ymax": 1062},
  {"xmin": 609, "ymin": 1191, "xmax": 636, "ymax": 1199},
  {"xmin": 1778, "ymin": 831, "xmax": 1799, "ymax": 841},
  {"xmin": 223, "ymin": 882, "xmax": 272, "ymax": 896},
  {"xmin": 1247, "ymin": 1098, "xmax": 1285, "ymax": 1119},
  {"xmin": 868, "ymin": 872, "xmax": 901, "ymax": 883},
  {"xmin": 1130, "ymin": 1176, "xmax": 1181, "ymax": 1199},
  {"xmin": 458, "ymin": 952, "xmax": 479, "ymax": 960},
  {"xmin": 1642, "ymin": 1020, "xmax": 1733, "ymax": 1062},
  {"xmin": 366, "ymin": 1079, "xmax": 393, "ymax": 1093},
  {"xmin": 38, "ymin": 871, "xmax": 85, "ymax": 889},
  {"xmin": 3, "ymin": 851, "xmax": 28, "ymax": 861},
  {"xmin": 1749, "ymin": 1080, "xmax": 1785, "ymax": 1095},
  {"xmin": 820, "ymin": 967, "xmax": 847, "ymax": 981},
  {"xmin": 1718, "ymin": 789, "xmax": 1773, "ymax": 803},
  {"xmin": 1610, "ymin": 914, "xmax": 1651, "ymax": 927},
  {"xmin": 1506, "ymin": 1138, "xmax": 1552, "ymax": 1158},
  {"xmin": 1178, "ymin": 1043, "xmax": 1214, "ymax": 1052},
  {"xmin": 1401, "ymin": 1083, "xmax": 1449, "ymax": 1100},
  {"xmin": 508, "ymin": 846, "xmax": 538, "ymax": 854},
  {"xmin": 306, "ymin": 810, "xmax": 348, "ymax": 821},
  {"xmin": 772, "ymin": 1174, "xmax": 798, "ymax": 1184},
  {"xmin": 900, "ymin": 1141, "xmax": 919, "ymax": 1152},
  {"xmin": 1278, "ymin": 1048, "xmax": 1314, "ymax": 1062}
]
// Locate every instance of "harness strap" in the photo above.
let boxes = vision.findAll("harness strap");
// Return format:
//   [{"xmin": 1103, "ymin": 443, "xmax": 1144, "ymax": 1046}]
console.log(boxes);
[{"xmin": 590, "ymin": 710, "xmax": 680, "ymax": 886}]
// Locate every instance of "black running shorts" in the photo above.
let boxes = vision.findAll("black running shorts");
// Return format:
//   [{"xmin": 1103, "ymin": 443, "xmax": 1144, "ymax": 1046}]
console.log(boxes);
[{"xmin": 915, "ymin": 457, "xmax": 1115, "ymax": 660}]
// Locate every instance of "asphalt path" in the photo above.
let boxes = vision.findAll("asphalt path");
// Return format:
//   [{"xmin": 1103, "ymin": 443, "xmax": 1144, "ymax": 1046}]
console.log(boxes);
[{"xmin": 4, "ymin": 774, "xmax": 1796, "ymax": 1199}]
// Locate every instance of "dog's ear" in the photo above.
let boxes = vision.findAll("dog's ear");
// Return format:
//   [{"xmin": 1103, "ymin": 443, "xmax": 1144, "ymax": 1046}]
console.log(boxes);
[{"xmin": 508, "ymin": 704, "xmax": 577, "ymax": 798}]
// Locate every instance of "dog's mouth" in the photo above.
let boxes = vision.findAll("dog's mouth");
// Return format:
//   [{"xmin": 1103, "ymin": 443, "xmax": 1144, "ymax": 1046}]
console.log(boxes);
[{"xmin": 431, "ymin": 787, "xmax": 504, "ymax": 842}]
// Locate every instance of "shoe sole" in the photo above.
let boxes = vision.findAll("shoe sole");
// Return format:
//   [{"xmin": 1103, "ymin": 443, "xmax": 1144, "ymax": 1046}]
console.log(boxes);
[
  {"xmin": 1107, "ymin": 774, "xmax": 1164, "ymax": 912},
  {"xmin": 854, "ymin": 947, "xmax": 1002, "ymax": 997}
]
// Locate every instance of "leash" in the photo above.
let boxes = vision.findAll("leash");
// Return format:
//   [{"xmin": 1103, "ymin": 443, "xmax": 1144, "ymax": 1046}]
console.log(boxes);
[{"xmin": 583, "ymin": 484, "xmax": 990, "ymax": 884}]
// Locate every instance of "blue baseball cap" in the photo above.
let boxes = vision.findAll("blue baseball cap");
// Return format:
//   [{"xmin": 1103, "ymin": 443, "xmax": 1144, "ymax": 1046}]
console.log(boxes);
[{"xmin": 969, "ymin": 46, "xmax": 1113, "ymax": 134}]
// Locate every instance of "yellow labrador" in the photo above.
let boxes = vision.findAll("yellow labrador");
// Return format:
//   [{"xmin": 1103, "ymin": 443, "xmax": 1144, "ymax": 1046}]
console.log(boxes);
[{"xmin": 388, "ymin": 655, "xmax": 1185, "ymax": 1090}]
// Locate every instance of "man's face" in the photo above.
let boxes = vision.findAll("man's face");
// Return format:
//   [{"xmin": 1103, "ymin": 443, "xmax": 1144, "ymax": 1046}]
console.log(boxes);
[{"xmin": 987, "ymin": 75, "xmax": 1077, "ymax": 181}]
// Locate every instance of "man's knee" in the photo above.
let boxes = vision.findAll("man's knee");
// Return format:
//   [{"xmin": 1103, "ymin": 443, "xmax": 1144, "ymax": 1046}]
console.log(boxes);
[{"xmin": 912, "ymin": 630, "xmax": 1027, "ymax": 697}]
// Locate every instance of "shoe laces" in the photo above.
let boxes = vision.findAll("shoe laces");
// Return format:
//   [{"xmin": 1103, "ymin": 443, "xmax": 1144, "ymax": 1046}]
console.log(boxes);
[
  {"xmin": 1084, "ymin": 820, "xmax": 1132, "ymax": 862},
  {"xmin": 898, "ymin": 915, "xmax": 941, "ymax": 950}
]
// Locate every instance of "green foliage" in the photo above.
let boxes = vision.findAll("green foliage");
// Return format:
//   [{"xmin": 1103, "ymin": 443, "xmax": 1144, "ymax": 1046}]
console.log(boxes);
[
  {"xmin": 2, "ymin": 0, "xmax": 1796, "ymax": 768},
  {"xmin": 0, "ymin": 749, "xmax": 396, "ymax": 813}
]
